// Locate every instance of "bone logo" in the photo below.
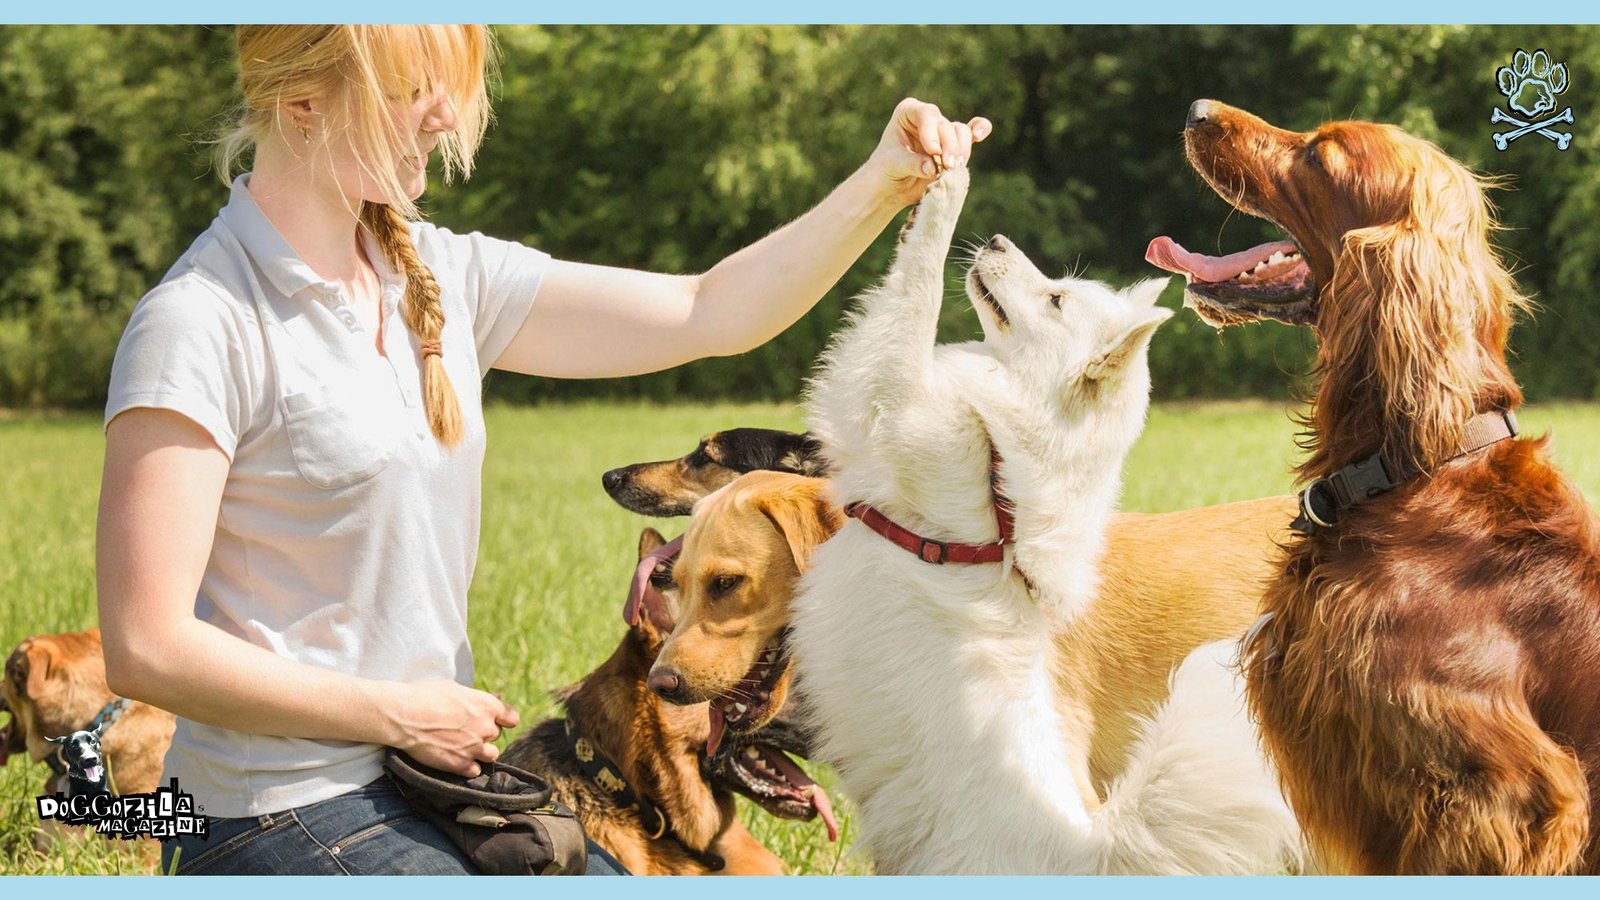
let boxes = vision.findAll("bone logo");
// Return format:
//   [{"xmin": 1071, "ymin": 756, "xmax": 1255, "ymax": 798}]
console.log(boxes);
[{"xmin": 1493, "ymin": 48, "xmax": 1573, "ymax": 151}]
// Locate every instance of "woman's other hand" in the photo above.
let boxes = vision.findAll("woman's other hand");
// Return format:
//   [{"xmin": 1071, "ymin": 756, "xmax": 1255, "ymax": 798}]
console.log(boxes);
[
  {"xmin": 869, "ymin": 97, "xmax": 992, "ymax": 207},
  {"xmin": 381, "ymin": 680, "xmax": 520, "ymax": 777}
]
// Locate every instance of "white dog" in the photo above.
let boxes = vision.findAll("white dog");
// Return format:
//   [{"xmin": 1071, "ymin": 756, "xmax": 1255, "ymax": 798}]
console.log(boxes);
[{"xmin": 790, "ymin": 167, "xmax": 1303, "ymax": 874}]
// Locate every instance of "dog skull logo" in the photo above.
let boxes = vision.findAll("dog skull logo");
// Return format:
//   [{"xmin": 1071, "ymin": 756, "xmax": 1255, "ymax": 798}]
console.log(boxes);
[{"xmin": 1492, "ymin": 48, "xmax": 1574, "ymax": 151}]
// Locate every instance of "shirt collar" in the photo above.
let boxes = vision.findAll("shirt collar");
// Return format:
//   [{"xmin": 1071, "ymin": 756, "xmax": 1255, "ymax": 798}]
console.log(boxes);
[{"xmin": 219, "ymin": 173, "xmax": 407, "ymax": 302}]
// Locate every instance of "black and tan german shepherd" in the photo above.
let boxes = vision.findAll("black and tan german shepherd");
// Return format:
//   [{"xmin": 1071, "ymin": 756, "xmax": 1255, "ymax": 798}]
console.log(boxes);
[{"xmin": 501, "ymin": 528, "xmax": 832, "ymax": 875}]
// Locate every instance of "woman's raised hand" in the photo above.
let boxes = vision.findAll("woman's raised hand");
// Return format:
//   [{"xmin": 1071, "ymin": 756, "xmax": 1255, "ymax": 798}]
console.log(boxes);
[{"xmin": 869, "ymin": 97, "xmax": 992, "ymax": 206}]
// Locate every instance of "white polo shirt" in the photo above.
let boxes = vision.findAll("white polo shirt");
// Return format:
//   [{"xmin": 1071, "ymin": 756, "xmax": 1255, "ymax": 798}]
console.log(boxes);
[{"xmin": 104, "ymin": 173, "xmax": 550, "ymax": 817}]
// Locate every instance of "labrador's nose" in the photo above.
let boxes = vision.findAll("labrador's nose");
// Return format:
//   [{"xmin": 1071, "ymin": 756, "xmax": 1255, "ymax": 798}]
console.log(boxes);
[{"xmin": 647, "ymin": 667, "xmax": 695, "ymax": 705}]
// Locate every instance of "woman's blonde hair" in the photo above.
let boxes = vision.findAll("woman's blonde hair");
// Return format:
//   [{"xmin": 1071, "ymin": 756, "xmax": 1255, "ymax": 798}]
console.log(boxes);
[{"xmin": 214, "ymin": 25, "xmax": 498, "ymax": 447}]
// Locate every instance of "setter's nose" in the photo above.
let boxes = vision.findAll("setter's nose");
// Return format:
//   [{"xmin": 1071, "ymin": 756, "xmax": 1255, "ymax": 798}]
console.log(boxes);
[{"xmin": 1187, "ymin": 99, "xmax": 1217, "ymax": 128}]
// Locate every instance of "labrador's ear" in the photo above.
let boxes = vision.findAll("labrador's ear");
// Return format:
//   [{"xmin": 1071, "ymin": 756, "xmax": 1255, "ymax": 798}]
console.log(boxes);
[{"xmin": 755, "ymin": 478, "xmax": 844, "ymax": 574}]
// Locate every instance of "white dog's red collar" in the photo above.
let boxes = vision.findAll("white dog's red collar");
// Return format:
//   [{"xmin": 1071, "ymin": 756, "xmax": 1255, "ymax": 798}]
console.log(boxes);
[{"xmin": 845, "ymin": 448, "xmax": 1016, "ymax": 566}]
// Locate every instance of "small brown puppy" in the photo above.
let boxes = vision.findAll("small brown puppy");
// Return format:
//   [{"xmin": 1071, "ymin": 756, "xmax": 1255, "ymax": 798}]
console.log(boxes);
[
  {"xmin": 649, "ymin": 472, "xmax": 1295, "ymax": 792},
  {"xmin": 501, "ymin": 528, "xmax": 834, "ymax": 875},
  {"xmin": 2, "ymin": 628, "xmax": 175, "ymax": 798}
]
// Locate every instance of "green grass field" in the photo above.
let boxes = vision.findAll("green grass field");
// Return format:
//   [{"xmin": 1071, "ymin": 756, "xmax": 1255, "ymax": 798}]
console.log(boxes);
[{"xmin": 4, "ymin": 400, "xmax": 1600, "ymax": 875}]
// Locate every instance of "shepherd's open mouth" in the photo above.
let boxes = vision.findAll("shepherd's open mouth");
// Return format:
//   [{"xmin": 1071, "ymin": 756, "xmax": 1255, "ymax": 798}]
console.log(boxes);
[
  {"xmin": 725, "ymin": 742, "xmax": 839, "ymax": 841},
  {"xmin": 707, "ymin": 634, "xmax": 789, "ymax": 755},
  {"xmin": 1145, "ymin": 233, "xmax": 1315, "ymax": 326}
]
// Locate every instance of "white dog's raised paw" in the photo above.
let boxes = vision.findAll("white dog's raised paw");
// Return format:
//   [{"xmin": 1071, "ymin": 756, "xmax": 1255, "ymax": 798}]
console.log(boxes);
[
  {"xmin": 922, "ymin": 166, "xmax": 969, "ymax": 213},
  {"xmin": 900, "ymin": 167, "xmax": 969, "ymax": 251}
]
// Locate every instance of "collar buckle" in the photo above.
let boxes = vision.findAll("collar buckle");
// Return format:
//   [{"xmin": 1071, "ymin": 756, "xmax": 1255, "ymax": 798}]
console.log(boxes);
[
  {"xmin": 1299, "ymin": 480, "xmax": 1339, "ymax": 529},
  {"xmin": 918, "ymin": 537, "xmax": 948, "ymax": 565}
]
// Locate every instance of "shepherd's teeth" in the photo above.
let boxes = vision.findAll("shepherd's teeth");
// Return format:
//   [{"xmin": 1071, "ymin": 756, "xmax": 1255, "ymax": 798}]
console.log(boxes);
[
  {"xmin": 744, "ymin": 746, "xmax": 760, "ymax": 760},
  {"xmin": 1269, "ymin": 251, "xmax": 1285, "ymax": 264}
]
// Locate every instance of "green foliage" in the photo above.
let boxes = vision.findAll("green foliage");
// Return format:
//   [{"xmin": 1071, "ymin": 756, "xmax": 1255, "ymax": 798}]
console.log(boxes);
[
  {"xmin": 1, "ymin": 25, "xmax": 1596, "ymax": 406},
  {"xmin": 0, "ymin": 25, "xmax": 238, "ymax": 408}
]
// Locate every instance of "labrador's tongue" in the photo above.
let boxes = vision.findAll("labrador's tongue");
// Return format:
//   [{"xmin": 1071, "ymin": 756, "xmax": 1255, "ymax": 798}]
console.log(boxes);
[
  {"xmin": 1146, "ymin": 236, "xmax": 1298, "ymax": 283},
  {"xmin": 707, "ymin": 704, "xmax": 727, "ymax": 757}
]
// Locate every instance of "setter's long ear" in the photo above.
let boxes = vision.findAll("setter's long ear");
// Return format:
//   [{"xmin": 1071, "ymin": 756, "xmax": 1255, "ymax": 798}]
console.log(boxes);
[
  {"xmin": 1324, "ymin": 146, "xmax": 1524, "ymax": 472},
  {"xmin": 755, "ymin": 478, "xmax": 844, "ymax": 574}
]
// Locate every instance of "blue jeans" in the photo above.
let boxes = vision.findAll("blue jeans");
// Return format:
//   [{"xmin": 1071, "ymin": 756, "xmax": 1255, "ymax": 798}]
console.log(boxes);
[{"xmin": 159, "ymin": 773, "xmax": 627, "ymax": 875}]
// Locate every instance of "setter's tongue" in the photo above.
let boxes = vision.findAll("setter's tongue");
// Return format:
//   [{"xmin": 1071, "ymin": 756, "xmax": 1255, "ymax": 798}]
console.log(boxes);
[{"xmin": 1145, "ymin": 236, "xmax": 1298, "ymax": 283}]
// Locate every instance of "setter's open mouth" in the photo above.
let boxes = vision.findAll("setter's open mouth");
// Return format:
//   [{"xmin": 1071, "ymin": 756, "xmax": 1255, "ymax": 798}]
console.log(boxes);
[{"xmin": 1145, "ymin": 230, "xmax": 1315, "ymax": 327}]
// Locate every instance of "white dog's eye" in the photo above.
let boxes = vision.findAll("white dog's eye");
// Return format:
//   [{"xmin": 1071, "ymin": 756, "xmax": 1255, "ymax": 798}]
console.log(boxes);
[{"xmin": 1049, "ymin": 293, "xmax": 1064, "ymax": 310}]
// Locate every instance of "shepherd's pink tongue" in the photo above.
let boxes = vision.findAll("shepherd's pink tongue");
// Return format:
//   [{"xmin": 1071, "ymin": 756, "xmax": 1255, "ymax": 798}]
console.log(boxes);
[
  {"xmin": 706, "ymin": 705, "xmax": 726, "ymax": 757},
  {"xmin": 762, "ymin": 748, "xmax": 840, "ymax": 843},
  {"xmin": 807, "ymin": 785, "xmax": 839, "ymax": 842},
  {"xmin": 1145, "ymin": 236, "xmax": 1298, "ymax": 283},
  {"xmin": 623, "ymin": 535, "xmax": 683, "ymax": 627}
]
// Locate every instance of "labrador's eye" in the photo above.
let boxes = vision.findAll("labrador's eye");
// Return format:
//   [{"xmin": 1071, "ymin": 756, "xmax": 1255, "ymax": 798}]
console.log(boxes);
[{"xmin": 709, "ymin": 574, "xmax": 744, "ymax": 598}]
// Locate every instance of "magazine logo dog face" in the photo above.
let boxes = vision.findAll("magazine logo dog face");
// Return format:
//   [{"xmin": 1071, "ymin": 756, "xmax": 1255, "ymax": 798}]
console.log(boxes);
[
  {"xmin": 37, "ymin": 777, "xmax": 207, "ymax": 841},
  {"xmin": 46, "ymin": 726, "xmax": 109, "ymax": 795},
  {"xmin": 1493, "ymin": 49, "xmax": 1573, "ymax": 151}
]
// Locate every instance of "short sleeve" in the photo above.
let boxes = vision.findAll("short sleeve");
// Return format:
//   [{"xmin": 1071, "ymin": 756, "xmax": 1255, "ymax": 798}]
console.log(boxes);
[
  {"xmin": 413, "ymin": 223, "xmax": 551, "ymax": 373},
  {"xmin": 104, "ymin": 276, "xmax": 255, "ymax": 462}
]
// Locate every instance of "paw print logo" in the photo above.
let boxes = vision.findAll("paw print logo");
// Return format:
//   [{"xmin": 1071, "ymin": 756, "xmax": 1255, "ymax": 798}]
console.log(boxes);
[
  {"xmin": 1498, "ymin": 49, "xmax": 1568, "ymax": 115},
  {"xmin": 1491, "ymin": 48, "xmax": 1574, "ymax": 151}
]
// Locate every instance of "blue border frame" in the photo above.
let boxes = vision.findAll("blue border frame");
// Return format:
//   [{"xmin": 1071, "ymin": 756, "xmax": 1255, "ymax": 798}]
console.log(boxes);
[
  {"xmin": 6, "ymin": 8, "xmax": 1597, "ymax": 892},
  {"xmin": 2, "ymin": 2, "xmax": 1598, "ymax": 24}
]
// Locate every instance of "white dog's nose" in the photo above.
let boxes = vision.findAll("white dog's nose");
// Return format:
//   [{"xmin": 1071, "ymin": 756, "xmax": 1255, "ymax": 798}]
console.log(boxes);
[{"xmin": 985, "ymin": 235, "xmax": 1010, "ymax": 252}]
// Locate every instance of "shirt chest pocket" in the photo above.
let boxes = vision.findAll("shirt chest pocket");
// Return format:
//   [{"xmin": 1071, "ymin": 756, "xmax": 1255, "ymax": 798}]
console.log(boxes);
[{"xmin": 281, "ymin": 381, "xmax": 404, "ymax": 490}]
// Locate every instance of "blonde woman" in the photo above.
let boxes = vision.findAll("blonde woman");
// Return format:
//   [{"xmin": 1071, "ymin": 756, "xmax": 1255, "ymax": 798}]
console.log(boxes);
[{"xmin": 94, "ymin": 25, "xmax": 987, "ymax": 875}]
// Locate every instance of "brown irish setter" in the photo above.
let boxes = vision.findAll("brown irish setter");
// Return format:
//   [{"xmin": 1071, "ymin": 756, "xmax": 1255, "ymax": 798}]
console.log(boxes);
[{"xmin": 1149, "ymin": 100, "xmax": 1600, "ymax": 874}]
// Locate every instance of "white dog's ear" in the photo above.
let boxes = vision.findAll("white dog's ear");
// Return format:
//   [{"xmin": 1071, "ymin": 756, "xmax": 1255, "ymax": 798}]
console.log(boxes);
[
  {"xmin": 1086, "ymin": 306, "xmax": 1172, "ymax": 382},
  {"xmin": 1123, "ymin": 277, "xmax": 1171, "ymax": 308}
]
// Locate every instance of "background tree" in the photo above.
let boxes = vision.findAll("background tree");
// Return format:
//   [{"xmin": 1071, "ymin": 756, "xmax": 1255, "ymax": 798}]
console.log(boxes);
[{"xmin": 1, "ymin": 25, "xmax": 1593, "ymax": 407}]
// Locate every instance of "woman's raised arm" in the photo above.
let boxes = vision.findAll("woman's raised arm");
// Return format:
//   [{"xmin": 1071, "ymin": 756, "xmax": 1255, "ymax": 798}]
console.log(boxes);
[{"xmin": 490, "ymin": 98, "xmax": 990, "ymax": 378}]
